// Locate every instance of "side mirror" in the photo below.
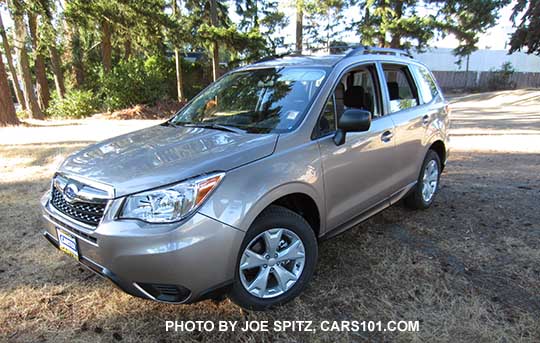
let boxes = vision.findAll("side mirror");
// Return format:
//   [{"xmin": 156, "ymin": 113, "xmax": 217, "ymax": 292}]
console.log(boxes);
[{"xmin": 333, "ymin": 109, "xmax": 371, "ymax": 145}]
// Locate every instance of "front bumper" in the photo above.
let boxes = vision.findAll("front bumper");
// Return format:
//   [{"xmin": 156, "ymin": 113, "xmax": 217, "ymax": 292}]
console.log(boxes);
[{"xmin": 40, "ymin": 193, "xmax": 244, "ymax": 303}]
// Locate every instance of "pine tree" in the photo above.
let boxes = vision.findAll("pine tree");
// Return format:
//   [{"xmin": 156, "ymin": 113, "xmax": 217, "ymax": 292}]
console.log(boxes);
[
  {"xmin": 8, "ymin": 0, "xmax": 44, "ymax": 119},
  {"xmin": 0, "ymin": 12, "xmax": 25, "ymax": 110},
  {"xmin": 509, "ymin": 0, "xmax": 540, "ymax": 55},
  {"xmin": 0, "ymin": 47, "xmax": 19, "ymax": 126},
  {"xmin": 353, "ymin": 0, "xmax": 510, "ymax": 59},
  {"xmin": 28, "ymin": 13, "xmax": 50, "ymax": 110}
]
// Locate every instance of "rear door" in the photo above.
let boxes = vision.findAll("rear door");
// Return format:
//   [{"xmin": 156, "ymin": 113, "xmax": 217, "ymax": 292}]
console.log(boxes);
[
  {"xmin": 379, "ymin": 63, "xmax": 427, "ymax": 190},
  {"xmin": 315, "ymin": 63, "xmax": 397, "ymax": 230}
]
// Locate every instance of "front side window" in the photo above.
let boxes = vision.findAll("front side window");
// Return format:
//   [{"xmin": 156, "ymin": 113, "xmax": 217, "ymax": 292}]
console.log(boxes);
[
  {"xmin": 171, "ymin": 67, "xmax": 328, "ymax": 133},
  {"xmin": 318, "ymin": 94, "xmax": 336, "ymax": 136},
  {"xmin": 414, "ymin": 65, "xmax": 440, "ymax": 103},
  {"xmin": 382, "ymin": 64, "xmax": 419, "ymax": 113},
  {"xmin": 314, "ymin": 64, "xmax": 381, "ymax": 139},
  {"xmin": 344, "ymin": 69, "xmax": 380, "ymax": 117}
]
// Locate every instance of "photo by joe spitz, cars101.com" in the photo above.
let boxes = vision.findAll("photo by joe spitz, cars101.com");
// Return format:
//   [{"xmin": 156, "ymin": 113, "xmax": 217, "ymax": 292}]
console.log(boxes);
[{"xmin": 41, "ymin": 46, "xmax": 449, "ymax": 311}]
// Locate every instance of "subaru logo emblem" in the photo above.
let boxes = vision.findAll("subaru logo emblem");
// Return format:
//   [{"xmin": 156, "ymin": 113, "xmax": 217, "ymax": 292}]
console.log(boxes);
[{"xmin": 63, "ymin": 183, "xmax": 79, "ymax": 203}]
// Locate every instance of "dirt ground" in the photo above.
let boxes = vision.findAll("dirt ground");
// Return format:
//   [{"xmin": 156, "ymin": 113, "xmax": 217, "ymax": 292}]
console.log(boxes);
[{"xmin": 0, "ymin": 90, "xmax": 539, "ymax": 342}]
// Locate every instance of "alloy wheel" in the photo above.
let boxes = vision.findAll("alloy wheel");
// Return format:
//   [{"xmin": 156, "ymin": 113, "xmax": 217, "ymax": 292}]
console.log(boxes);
[
  {"xmin": 421, "ymin": 159, "xmax": 439, "ymax": 202},
  {"xmin": 239, "ymin": 228, "xmax": 306, "ymax": 299}
]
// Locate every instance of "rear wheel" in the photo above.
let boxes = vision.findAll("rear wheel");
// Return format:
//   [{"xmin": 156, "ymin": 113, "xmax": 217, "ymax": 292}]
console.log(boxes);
[
  {"xmin": 229, "ymin": 205, "xmax": 318, "ymax": 310},
  {"xmin": 405, "ymin": 150, "xmax": 441, "ymax": 209}
]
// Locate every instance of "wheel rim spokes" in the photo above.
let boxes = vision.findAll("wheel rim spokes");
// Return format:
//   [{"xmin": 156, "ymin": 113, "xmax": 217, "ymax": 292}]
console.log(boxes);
[
  {"xmin": 239, "ymin": 228, "xmax": 305, "ymax": 299},
  {"xmin": 263, "ymin": 229, "xmax": 283, "ymax": 256},
  {"xmin": 422, "ymin": 160, "xmax": 439, "ymax": 202},
  {"xmin": 273, "ymin": 265, "xmax": 298, "ymax": 292},
  {"xmin": 240, "ymin": 249, "xmax": 268, "ymax": 270}
]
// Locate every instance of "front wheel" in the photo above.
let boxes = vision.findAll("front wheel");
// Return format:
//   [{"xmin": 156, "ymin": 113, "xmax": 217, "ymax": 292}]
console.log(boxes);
[
  {"xmin": 405, "ymin": 149, "xmax": 441, "ymax": 210},
  {"xmin": 229, "ymin": 205, "xmax": 318, "ymax": 311}
]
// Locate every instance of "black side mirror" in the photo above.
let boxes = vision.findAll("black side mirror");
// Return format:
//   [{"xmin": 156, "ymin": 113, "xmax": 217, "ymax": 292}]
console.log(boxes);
[{"xmin": 334, "ymin": 109, "xmax": 371, "ymax": 145}]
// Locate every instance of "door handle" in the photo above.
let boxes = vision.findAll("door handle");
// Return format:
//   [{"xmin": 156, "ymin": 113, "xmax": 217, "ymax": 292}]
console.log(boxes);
[
  {"xmin": 422, "ymin": 114, "xmax": 430, "ymax": 125},
  {"xmin": 381, "ymin": 130, "xmax": 393, "ymax": 142}
]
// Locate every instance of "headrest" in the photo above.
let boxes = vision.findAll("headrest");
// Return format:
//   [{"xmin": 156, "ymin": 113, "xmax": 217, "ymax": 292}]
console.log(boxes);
[
  {"xmin": 387, "ymin": 82, "xmax": 400, "ymax": 100},
  {"xmin": 344, "ymin": 86, "xmax": 365, "ymax": 109}
]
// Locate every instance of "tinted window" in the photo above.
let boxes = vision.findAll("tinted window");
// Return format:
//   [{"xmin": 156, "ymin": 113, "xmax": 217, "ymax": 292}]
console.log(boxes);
[
  {"xmin": 382, "ymin": 65, "xmax": 419, "ymax": 113},
  {"xmin": 333, "ymin": 65, "xmax": 380, "ymax": 120},
  {"xmin": 415, "ymin": 65, "xmax": 440, "ymax": 103},
  {"xmin": 171, "ymin": 67, "xmax": 328, "ymax": 133},
  {"xmin": 346, "ymin": 69, "xmax": 380, "ymax": 117}
]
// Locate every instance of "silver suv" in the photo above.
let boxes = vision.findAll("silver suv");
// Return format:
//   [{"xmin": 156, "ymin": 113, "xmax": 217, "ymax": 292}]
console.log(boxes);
[{"xmin": 41, "ymin": 47, "xmax": 449, "ymax": 310}]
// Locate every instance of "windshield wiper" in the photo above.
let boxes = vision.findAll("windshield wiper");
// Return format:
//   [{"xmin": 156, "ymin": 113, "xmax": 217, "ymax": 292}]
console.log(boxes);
[
  {"xmin": 183, "ymin": 123, "xmax": 246, "ymax": 134},
  {"xmin": 161, "ymin": 120, "xmax": 180, "ymax": 128}
]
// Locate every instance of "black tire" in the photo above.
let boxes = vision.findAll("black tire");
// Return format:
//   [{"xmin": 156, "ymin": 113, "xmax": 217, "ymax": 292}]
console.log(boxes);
[
  {"xmin": 405, "ymin": 149, "xmax": 441, "ymax": 210},
  {"xmin": 229, "ymin": 205, "xmax": 318, "ymax": 311}
]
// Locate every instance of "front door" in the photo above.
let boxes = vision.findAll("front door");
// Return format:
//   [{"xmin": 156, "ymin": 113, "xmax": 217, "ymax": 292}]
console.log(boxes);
[{"xmin": 315, "ymin": 64, "xmax": 397, "ymax": 230}]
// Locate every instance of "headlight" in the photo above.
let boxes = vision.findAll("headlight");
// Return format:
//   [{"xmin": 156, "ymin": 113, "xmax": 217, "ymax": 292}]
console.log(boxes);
[{"xmin": 120, "ymin": 172, "xmax": 225, "ymax": 223}]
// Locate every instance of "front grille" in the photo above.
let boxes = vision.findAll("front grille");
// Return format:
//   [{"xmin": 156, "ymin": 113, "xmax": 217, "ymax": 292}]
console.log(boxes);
[
  {"xmin": 46, "ymin": 213, "xmax": 98, "ymax": 244},
  {"xmin": 51, "ymin": 187, "xmax": 106, "ymax": 226}
]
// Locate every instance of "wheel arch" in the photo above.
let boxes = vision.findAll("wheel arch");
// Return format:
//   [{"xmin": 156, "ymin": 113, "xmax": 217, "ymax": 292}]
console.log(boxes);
[
  {"xmin": 243, "ymin": 183, "xmax": 323, "ymax": 238},
  {"xmin": 429, "ymin": 140, "xmax": 447, "ymax": 170}
]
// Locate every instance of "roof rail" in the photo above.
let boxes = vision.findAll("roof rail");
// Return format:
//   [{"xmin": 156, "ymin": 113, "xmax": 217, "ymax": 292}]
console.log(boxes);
[
  {"xmin": 253, "ymin": 52, "xmax": 300, "ymax": 64},
  {"xmin": 251, "ymin": 45, "xmax": 412, "ymax": 65},
  {"xmin": 253, "ymin": 45, "xmax": 359, "ymax": 64},
  {"xmin": 344, "ymin": 46, "xmax": 413, "ymax": 59}
]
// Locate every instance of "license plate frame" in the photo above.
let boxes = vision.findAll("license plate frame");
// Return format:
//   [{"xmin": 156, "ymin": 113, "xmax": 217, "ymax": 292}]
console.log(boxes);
[{"xmin": 57, "ymin": 228, "xmax": 79, "ymax": 260}]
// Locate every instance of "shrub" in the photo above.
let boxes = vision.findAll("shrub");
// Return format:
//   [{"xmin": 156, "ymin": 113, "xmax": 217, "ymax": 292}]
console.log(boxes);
[
  {"xmin": 47, "ymin": 90, "xmax": 97, "ymax": 118},
  {"xmin": 98, "ymin": 56, "xmax": 175, "ymax": 110},
  {"xmin": 487, "ymin": 62, "xmax": 516, "ymax": 91}
]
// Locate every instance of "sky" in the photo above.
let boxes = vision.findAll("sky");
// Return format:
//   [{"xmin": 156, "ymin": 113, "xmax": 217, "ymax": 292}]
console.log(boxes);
[{"xmin": 0, "ymin": 0, "xmax": 519, "ymax": 52}]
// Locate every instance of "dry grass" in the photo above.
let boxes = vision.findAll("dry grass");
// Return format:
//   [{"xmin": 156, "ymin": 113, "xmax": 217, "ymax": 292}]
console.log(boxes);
[{"xmin": 1, "ymin": 90, "xmax": 539, "ymax": 342}]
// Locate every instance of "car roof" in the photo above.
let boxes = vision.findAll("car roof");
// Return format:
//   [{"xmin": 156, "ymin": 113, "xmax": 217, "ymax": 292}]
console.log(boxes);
[
  {"xmin": 249, "ymin": 55, "xmax": 344, "ymax": 68},
  {"xmin": 241, "ymin": 52, "xmax": 423, "ymax": 70}
]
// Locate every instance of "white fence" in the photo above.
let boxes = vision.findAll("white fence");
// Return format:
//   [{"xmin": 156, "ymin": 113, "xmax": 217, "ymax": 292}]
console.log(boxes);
[{"xmin": 413, "ymin": 48, "xmax": 540, "ymax": 73}]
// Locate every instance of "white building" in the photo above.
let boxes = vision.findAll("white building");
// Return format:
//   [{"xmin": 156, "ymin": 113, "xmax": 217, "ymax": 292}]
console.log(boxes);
[{"xmin": 412, "ymin": 48, "xmax": 540, "ymax": 73}]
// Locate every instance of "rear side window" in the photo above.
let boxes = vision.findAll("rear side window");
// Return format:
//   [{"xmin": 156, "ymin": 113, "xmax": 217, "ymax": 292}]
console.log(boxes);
[
  {"xmin": 415, "ymin": 65, "xmax": 440, "ymax": 103},
  {"xmin": 382, "ymin": 64, "xmax": 419, "ymax": 113}
]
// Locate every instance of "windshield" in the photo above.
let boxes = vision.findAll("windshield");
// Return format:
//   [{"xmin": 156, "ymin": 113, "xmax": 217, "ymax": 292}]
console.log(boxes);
[{"xmin": 170, "ymin": 67, "xmax": 329, "ymax": 133}]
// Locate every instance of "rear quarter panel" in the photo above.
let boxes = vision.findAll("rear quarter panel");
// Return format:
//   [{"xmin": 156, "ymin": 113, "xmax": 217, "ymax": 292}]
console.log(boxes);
[{"xmin": 413, "ymin": 63, "xmax": 450, "ymax": 173}]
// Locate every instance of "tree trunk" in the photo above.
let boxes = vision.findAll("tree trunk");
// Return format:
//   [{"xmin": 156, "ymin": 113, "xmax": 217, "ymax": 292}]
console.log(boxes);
[
  {"xmin": 61, "ymin": 0, "xmax": 84, "ymax": 88},
  {"xmin": 9, "ymin": 0, "xmax": 44, "ymax": 119},
  {"xmin": 43, "ymin": 13, "xmax": 66, "ymax": 98},
  {"xmin": 124, "ymin": 38, "xmax": 132, "ymax": 60},
  {"xmin": 0, "ymin": 12, "xmax": 25, "ymax": 110},
  {"xmin": 0, "ymin": 49, "xmax": 19, "ymax": 126},
  {"xmin": 389, "ymin": 35, "xmax": 401, "ymax": 48},
  {"xmin": 49, "ymin": 45, "xmax": 66, "ymax": 98},
  {"xmin": 389, "ymin": 0, "xmax": 403, "ymax": 48},
  {"xmin": 209, "ymin": 0, "xmax": 219, "ymax": 81},
  {"xmin": 28, "ymin": 14, "xmax": 50, "ymax": 110},
  {"xmin": 101, "ymin": 20, "xmax": 112, "ymax": 73},
  {"xmin": 211, "ymin": 42, "xmax": 219, "ymax": 82},
  {"xmin": 295, "ymin": 0, "xmax": 303, "ymax": 52},
  {"xmin": 172, "ymin": 0, "xmax": 185, "ymax": 101},
  {"xmin": 69, "ymin": 26, "xmax": 85, "ymax": 87}
]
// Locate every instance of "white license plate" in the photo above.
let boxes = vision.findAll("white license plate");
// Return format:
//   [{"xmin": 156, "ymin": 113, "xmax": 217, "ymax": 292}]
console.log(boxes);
[{"xmin": 57, "ymin": 229, "xmax": 79, "ymax": 260}]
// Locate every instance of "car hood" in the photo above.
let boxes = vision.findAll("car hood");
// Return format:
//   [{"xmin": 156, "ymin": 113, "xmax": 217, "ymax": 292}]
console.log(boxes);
[{"xmin": 58, "ymin": 125, "xmax": 278, "ymax": 197}]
